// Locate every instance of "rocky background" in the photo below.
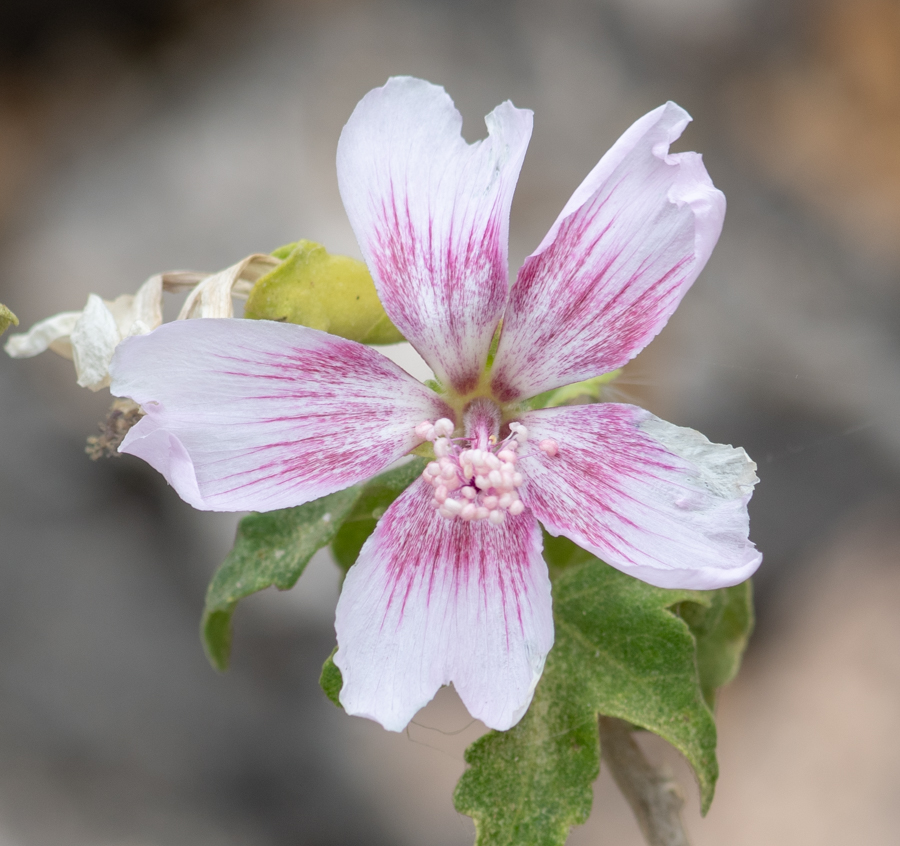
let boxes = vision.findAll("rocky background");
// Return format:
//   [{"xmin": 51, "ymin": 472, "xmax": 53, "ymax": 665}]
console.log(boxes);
[{"xmin": 1, "ymin": 0, "xmax": 899, "ymax": 843}]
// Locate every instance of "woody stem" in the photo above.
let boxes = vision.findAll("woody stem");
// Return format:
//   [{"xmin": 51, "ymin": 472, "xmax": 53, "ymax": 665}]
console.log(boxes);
[{"xmin": 598, "ymin": 716, "xmax": 690, "ymax": 846}]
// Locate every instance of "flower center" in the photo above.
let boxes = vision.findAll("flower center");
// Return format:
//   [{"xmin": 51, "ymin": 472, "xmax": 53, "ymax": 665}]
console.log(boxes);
[{"xmin": 416, "ymin": 404, "xmax": 529, "ymax": 525}]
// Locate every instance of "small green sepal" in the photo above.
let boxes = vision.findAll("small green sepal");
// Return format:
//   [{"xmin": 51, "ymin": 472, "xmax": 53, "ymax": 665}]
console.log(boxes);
[
  {"xmin": 246, "ymin": 239, "xmax": 404, "ymax": 344},
  {"xmin": 319, "ymin": 647, "xmax": 343, "ymax": 708}
]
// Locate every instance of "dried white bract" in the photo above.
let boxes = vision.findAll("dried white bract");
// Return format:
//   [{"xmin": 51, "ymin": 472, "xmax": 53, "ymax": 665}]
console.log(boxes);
[{"xmin": 4, "ymin": 254, "xmax": 278, "ymax": 390}]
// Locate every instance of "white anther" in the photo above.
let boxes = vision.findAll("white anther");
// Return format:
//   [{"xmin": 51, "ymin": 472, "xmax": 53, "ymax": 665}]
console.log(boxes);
[
  {"xmin": 498, "ymin": 493, "xmax": 513, "ymax": 509},
  {"xmin": 509, "ymin": 500, "xmax": 525, "ymax": 516},
  {"xmin": 483, "ymin": 495, "xmax": 499, "ymax": 510},
  {"xmin": 433, "ymin": 418, "xmax": 455, "ymax": 438},
  {"xmin": 475, "ymin": 506, "xmax": 490, "ymax": 520},
  {"xmin": 442, "ymin": 498, "xmax": 463, "ymax": 516},
  {"xmin": 434, "ymin": 438, "xmax": 451, "ymax": 457},
  {"xmin": 508, "ymin": 422, "xmax": 529, "ymax": 444},
  {"xmin": 488, "ymin": 469, "xmax": 503, "ymax": 487},
  {"xmin": 485, "ymin": 454, "xmax": 501, "ymax": 470},
  {"xmin": 462, "ymin": 486, "xmax": 477, "ymax": 500},
  {"xmin": 441, "ymin": 464, "xmax": 457, "ymax": 480},
  {"xmin": 475, "ymin": 475, "xmax": 489, "ymax": 490},
  {"xmin": 488, "ymin": 510, "xmax": 506, "ymax": 525},
  {"xmin": 498, "ymin": 450, "xmax": 517, "ymax": 463},
  {"xmin": 415, "ymin": 421, "xmax": 434, "ymax": 439},
  {"xmin": 426, "ymin": 461, "xmax": 440, "ymax": 476},
  {"xmin": 461, "ymin": 503, "xmax": 477, "ymax": 521},
  {"xmin": 513, "ymin": 472, "xmax": 524, "ymax": 486},
  {"xmin": 438, "ymin": 507, "xmax": 455, "ymax": 519},
  {"xmin": 539, "ymin": 438, "xmax": 559, "ymax": 457},
  {"xmin": 434, "ymin": 485, "xmax": 448, "ymax": 504}
]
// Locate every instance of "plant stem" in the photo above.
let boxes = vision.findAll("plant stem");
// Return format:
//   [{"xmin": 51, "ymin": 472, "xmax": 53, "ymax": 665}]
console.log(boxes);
[{"xmin": 598, "ymin": 716, "xmax": 690, "ymax": 846}]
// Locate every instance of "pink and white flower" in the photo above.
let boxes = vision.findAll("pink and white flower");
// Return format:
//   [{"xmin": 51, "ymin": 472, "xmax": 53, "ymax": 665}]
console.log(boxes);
[{"xmin": 109, "ymin": 77, "xmax": 760, "ymax": 733}]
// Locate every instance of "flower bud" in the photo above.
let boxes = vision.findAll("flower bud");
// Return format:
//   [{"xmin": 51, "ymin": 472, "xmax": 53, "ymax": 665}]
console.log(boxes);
[{"xmin": 244, "ymin": 240, "xmax": 404, "ymax": 344}]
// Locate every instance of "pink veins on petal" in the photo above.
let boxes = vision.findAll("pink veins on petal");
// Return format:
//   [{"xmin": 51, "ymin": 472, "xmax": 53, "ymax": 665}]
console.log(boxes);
[{"xmin": 109, "ymin": 76, "xmax": 760, "ymax": 734}]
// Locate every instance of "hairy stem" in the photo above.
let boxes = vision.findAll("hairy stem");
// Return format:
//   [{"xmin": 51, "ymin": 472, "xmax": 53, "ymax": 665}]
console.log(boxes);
[{"xmin": 598, "ymin": 716, "xmax": 690, "ymax": 846}]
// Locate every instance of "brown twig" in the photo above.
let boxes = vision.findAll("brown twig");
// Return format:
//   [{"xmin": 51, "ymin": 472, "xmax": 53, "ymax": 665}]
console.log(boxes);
[{"xmin": 598, "ymin": 716, "xmax": 690, "ymax": 846}]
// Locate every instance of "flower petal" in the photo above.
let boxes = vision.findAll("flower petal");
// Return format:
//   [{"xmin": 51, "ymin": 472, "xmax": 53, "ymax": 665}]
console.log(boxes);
[
  {"xmin": 110, "ymin": 318, "xmax": 449, "ymax": 511},
  {"xmin": 337, "ymin": 76, "xmax": 532, "ymax": 394},
  {"xmin": 491, "ymin": 102, "xmax": 726, "ymax": 401},
  {"xmin": 334, "ymin": 478, "xmax": 553, "ymax": 732},
  {"xmin": 520, "ymin": 404, "xmax": 760, "ymax": 589}
]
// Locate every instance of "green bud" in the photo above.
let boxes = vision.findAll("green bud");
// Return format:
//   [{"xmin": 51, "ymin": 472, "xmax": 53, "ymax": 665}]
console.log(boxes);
[
  {"xmin": 245, "ymin": 240, "xmax": 404, "ymax": 345},
  {"xmin": 0, "ymin": 303, "xmax": 18, "ymax": 337}
]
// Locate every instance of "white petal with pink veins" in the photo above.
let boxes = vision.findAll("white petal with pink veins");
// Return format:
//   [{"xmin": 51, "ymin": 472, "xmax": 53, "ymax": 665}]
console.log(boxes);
[
  {"xmin": 110, "ymin": 319, "xmax": 449, "ymax": 511},
  {"xmin": 337, "ymin": 76, "xmax": 532, "ymax": 395},
  {"xmin": 520, "ymin": 404, "xmax": 760, "ymax": 589},
  {"xmin": 334, "ymin": 478, "xmax": 553, "ymax": 732},
  {"xmin": 491, "ymin": 102, "xmax": 726, "ymax": 402}
]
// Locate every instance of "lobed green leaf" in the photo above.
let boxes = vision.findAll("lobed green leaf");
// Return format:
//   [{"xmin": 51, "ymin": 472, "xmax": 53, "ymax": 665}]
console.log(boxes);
[{"xmin": 455, "ymin": 535, "xmax": 749, "ymax": 845}]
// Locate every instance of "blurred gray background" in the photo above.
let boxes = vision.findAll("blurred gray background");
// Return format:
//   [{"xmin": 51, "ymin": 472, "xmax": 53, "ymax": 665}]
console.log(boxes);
[{"xmin": 1, "ymin": 0, "xmax": 899, "ymax": 843}]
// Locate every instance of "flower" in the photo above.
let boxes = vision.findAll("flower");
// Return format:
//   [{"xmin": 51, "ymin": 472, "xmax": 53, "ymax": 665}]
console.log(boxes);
[
  {"xmin": 4, "ymin": 254, "xmax": 277, "ymax": 390},
  {"xmin": 108, "ymin": 77, "xmax": 761, "ymax": 732}
]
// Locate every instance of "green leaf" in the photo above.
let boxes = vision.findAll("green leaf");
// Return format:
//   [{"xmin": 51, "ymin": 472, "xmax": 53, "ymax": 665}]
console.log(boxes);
[
  {"xmin": 677, "ymin": 580, "xmax": 754, "ymax": 709},
  {"xmin": 319, "ymin": 647, "xmax": 343, "ymax": 707},
  {"xmin": 331, "ymin": 519, "xmax": 377, "ymax": 573},
  {"xmin": 455, "ymin": 536, "xmax": 720, "ymax": 845},
  {"xmin": 0, "ymin": 303, "xmax": 18, "ymax": 336},
  {"xmin": 201, "ymin": 485, "xmax": 363, "ymax": 670},
  {"xmin": 454, "ymin": 643, "xmax": 599, "ymax": 845}
]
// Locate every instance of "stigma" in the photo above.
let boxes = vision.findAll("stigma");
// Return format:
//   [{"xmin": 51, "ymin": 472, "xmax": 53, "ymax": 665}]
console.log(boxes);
[{"xmin": 416, "ymin": 409, "xmax": 528, "ymax": 525}]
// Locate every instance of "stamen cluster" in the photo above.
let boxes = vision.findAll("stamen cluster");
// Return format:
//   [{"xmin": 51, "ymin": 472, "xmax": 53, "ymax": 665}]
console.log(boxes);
[{"xmin": 416, "ymin": 418, "xmax": 527, "ymax": 524}]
